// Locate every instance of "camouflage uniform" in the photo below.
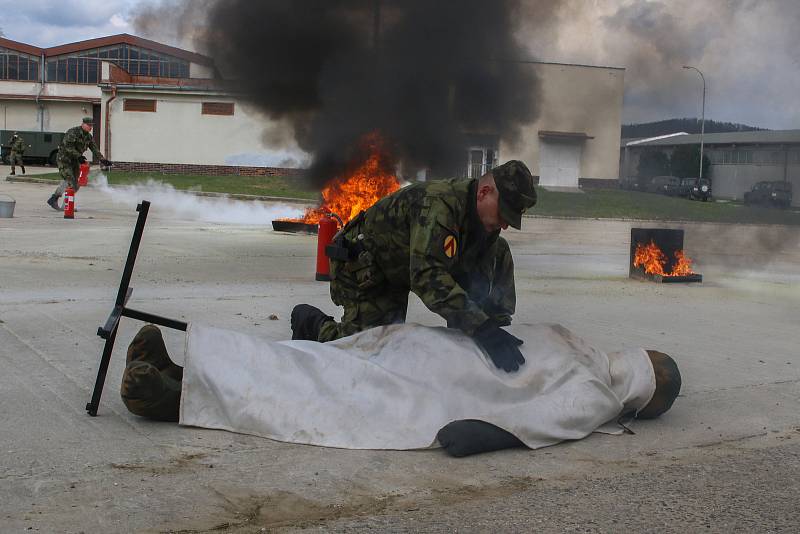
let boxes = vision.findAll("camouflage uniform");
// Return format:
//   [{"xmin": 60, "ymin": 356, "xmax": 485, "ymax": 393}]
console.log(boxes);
[
  {"xmin": 52, "ymin": 124, "xmax": 104, "ymax": 197},
  {"xmin": 9, "ymin": 135, "xmax": 26, "ymax": 174},
  {"xmin": 318, "ymin": 178, "xmax": 518, "ymax": 342}
]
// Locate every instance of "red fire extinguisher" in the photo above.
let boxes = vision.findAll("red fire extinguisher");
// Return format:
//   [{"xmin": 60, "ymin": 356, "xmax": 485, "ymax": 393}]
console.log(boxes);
[
  {"xmin": 63, "ymin": 187, "xmax": 75, "ymax": 219},
  {"xmin": 77, "ymin": 162, "xmax": 90, "ymax": 187},
  {"xmin": 315, "ymin": 214, "xmax": 342, "ymax": 281}
]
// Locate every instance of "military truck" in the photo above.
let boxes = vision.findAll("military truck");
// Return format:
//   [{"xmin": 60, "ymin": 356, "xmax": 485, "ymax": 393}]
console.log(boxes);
[
  {"xmin": 1, "ymin": 130, "xmax": 65, "ymax": 166},
  {"xmin": 743, "ymin": 181, "xmax": 792, "ymax": 209},
  {"xmin": 679, "ymin": 177, "xmax": 712, "ymax": 202}
]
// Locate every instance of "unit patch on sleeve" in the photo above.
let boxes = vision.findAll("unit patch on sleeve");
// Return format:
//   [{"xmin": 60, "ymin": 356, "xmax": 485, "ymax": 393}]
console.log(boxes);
[{"xmin": 443, "ymin": 234, "xmax": 458, "ymax": 259}]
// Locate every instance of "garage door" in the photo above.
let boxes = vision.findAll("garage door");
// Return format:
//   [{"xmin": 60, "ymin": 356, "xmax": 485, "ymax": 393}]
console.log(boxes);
[{"xmin": 539, "ymin": 140, "xmax": 582, "ymax": 187}]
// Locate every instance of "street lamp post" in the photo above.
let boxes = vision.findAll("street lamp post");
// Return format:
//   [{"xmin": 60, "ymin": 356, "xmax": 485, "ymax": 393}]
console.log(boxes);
[{"xmin": 683, "ymin": 65, "xmax": 706, "ymax": 180}]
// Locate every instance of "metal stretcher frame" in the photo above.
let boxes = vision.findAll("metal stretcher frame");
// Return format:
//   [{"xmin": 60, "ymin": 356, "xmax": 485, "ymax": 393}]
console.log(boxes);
[{"xmin": 86, "ymin": 201, "xmax": 187, "ymax": 416}]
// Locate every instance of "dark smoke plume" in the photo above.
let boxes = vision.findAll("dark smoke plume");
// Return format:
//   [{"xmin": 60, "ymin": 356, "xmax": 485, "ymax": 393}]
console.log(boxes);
[{"xmin": 194, "ymin": 0, "xmax": 542, "ymax": 186}]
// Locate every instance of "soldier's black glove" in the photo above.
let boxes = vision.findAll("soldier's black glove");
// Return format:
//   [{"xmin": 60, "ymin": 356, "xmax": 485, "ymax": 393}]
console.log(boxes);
[
  {"xmin": 78, "ymin": 155, "xmax": 87, "ymax": 164},
  {"xmin": 473, "ymin": 323, "xmax": 525, "ymax": 372},
  {"xmin": 100, "ymin": 158, "xmax": 112, "ymax": 167}
]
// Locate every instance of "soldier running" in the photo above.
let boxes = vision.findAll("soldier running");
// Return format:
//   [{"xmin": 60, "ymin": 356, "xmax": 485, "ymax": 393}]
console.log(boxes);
[
  {"xmin": 46, "ymin": 117, "xmax": 110, "ymax": 210},
  {"xmin": 291, "ymin": 160, "xmax": 538, "ymax": 373},
  {"xmin": 8, "ymin": 132, "xmax": 27, "ymax": 176}
]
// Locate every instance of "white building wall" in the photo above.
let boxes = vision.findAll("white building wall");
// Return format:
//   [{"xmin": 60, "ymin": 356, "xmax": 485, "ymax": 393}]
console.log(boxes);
[
  {"xmin": 503, "ymin": 62, "xmax": 625, "ymax": 181},
  {"xmin": 104, "ymin": 90, "xmax": 286, "ymax": 165},
  {"xmin": 0, "ymin": 99, "xmax": 93, "ymax": 132},
  {"xmin": 40, "ymin": 101, "xmax": 94, "ymax": 132},
  {"xmin": 1, "ymin": 80, "xmax": 98, "ymax": 133}
]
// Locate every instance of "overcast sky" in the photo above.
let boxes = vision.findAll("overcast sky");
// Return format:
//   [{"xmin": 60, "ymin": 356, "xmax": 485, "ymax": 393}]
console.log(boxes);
[{"xmin": 1, "ymin": 0, "xmax": 798, "ymax": 130}]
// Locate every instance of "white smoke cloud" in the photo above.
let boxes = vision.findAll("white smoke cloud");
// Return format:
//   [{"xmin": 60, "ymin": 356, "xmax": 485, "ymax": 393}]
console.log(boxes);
[{"xmin": 90, "ymin": 174, "xmax": 306, "ymax": 226}]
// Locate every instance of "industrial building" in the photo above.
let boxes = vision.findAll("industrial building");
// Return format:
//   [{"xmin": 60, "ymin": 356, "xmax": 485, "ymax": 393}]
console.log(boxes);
[
  {"xmin": 2, "ymin": 34, "xmax": 624, "ymax": 182},
  {"xmin": 621, "ymin": 131, "xmax": 800, "ymax": 206}
]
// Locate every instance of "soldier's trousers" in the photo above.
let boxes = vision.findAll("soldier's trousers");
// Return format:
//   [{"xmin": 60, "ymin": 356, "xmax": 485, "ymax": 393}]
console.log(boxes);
[
  {"xmin": 53, "ymin": 159, "xmax": 80, "ymax": 197},
  {"xmin": 318, "ymin": 237, "xmax": 516, "ymax": 342},
  {"xmin": 9, "ymin": 151, "xmax": 24, "ymax": 172}
]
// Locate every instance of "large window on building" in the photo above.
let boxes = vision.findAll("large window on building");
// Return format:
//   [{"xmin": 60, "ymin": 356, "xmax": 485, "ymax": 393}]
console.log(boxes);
[
  {"xmin": 124, "ymin": 98, "xmax": 157, "ymax": 112},
  {"xmin": 46, "ymin": 44, "xmax": 190, "ymax": 84},
  {"xmin": 202, "ymin": 102, "xmax": 234, "ymax": 116},
  {"xmin": 710, "ymin": 149, "xmax": 756, "ymax": 165},
  {"xmin": 0, "ymin": 47, "xmax": 40, "ymax": 81}
]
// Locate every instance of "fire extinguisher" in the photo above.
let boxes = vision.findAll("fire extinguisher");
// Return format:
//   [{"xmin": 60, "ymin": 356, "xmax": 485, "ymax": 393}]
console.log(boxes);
[
  {"xmin": 315, "ymin": 213, "xmax": 342, "ymax": 281},
  {"xmin": 63, "ymin": 187, "xmax": 75, "ymax": 219},
  {"xmin": 77, "ymin": 162, "xmax": 90, "ymax": 187}
]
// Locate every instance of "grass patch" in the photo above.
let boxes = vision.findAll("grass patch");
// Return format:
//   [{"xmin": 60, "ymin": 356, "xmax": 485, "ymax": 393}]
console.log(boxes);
[
  {"xmin": 531, "ymin": 188, "xmax": 800, "ymax": 226},
  {"xmin": 33, "ymin": 171, "xmax": 319, "ymax": 200}
]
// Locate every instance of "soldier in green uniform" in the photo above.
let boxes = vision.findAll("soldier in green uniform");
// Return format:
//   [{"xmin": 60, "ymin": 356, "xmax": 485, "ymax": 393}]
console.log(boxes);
[
  {"xmin": 291, "ymin": 160, "xmax": 538, "ymax": 373},
  {"xmin": 46, "ymin": 117, "xmax": 110, "ymax": 210},
  {"xmin": 8, "ymin": 133, "xmax": 27, "ymax": 175}
]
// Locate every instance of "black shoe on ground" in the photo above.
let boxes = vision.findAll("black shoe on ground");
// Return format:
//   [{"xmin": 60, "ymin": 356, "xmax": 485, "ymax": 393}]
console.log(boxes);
[
  {"xmin": 47, "ymin": 194, "xmax": 61, "ymax": 211},
  {"xmin": 291, "ymin": 304, "xmax": 334, "ymax": 341},
  {"xmin": 9, "ymin": 171, "xmax": 14, "ymax": 176}
]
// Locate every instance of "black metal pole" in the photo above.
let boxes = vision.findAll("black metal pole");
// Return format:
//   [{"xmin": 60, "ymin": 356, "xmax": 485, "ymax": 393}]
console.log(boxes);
[{"xmin": 86, "ymin": 201, "xmax": 150, "ymax": 416}]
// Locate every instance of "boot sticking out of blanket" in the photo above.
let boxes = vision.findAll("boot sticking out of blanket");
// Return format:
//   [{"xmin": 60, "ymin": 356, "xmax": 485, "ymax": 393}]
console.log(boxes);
[
  {"xmin": 120, "ymin": 361, "xmax": 181, "ymax": 421},
  {"xmin": 291, "ymin": 304, "xmax": 333, "ymax": 341},
  {"xmin": 437, "ymin": 419, "xmax": 525, "ymax": 457},
  {"xmin": 120, "ymin": 325, "xmax": 183, "ymax": 421},
  {"xmin": 126, "ymin": 324, "xmax": 183, "ymax": 381}
]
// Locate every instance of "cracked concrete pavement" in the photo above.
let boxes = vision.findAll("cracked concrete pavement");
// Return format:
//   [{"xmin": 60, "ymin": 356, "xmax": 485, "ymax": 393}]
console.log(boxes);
[{"xmin": 1, "ymin": 179, "xmax": 798, "ymax": 533}]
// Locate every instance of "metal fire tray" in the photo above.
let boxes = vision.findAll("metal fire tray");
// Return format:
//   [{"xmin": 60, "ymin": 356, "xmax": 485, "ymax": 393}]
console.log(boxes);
[
  {"xmin": 272, "ymin": 220, "xmax": 319, "ymax": 234},
  {"xmin": 633, "ymin": 273, "xmax": 703, "ymax": 283}
]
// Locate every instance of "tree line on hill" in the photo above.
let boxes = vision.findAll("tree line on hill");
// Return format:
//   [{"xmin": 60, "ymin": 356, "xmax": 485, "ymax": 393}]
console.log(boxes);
[{"xmin": 622, "ymin": 118, "xmax": 765, "ymax": 139}]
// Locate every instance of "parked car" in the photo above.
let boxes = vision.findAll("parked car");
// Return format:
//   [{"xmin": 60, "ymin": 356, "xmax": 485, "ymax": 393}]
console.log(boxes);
[
  {"xmin": 644, "ymin": 175, "xmax": 682, "ymax": 195},
  {"xmin": 743, "ymin": 181, "xmax": 792, "ymax": 209},
  {"xmin": 0, "ymin": 130, "xmax": 65, "ymax": 166},
  {"xmin": 680, "ymin": 177, "xmax": 712, "ymax": 201}
]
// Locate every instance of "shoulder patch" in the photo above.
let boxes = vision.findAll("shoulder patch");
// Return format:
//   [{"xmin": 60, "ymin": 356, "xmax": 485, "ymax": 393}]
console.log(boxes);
[{"xmin": 443, "ymin": 234, "xmax": 458, "ymax": 258}]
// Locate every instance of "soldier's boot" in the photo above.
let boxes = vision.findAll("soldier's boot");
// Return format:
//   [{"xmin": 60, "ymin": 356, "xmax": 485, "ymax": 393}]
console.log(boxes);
[
  {"xmin": 290, "ymin": 304, "xmax": 334, "ymax": 341},
  {"xmin": 120, "ymin": 361, "xmax": 181, "ymax": 421},
  {"xmin": 9, "ymin": 167, "xmax": 14, "ymax": 175},
  {"xmin": 126, "ymin": 324, "xmax": 183, "ymax": 381},
  {"xmin": 46, "ymin": 194, "xmax": 61, "ymax": 211},
  {"xmin": 20, "ymin": 165, "xmax": 25, "ymax": 175}
]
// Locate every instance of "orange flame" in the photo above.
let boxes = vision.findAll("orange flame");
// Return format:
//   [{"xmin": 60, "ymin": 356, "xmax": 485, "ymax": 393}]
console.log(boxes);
[
  {"xmin": 634, "ymin": 240, "xmax": 696, "ymax": 276},
  {"xmin": 287, "ymin": 132, "xmax": 401, "ymax": 225}
]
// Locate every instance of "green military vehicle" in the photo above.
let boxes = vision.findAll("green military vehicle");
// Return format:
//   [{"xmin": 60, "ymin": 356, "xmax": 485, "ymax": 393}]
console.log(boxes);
[
  {"xmin": 1, "ymin": 130, "xmax": 65, "ymax": 166},
  {"xmin": 743, "ymin": 180, "xmax": 793, "ymax": 209}
]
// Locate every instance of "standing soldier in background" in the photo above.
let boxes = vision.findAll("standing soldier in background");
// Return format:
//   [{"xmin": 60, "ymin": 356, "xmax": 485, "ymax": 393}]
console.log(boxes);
[
  {"xmin": 46, "ymin": 117, "xmax": 110, "ymax": 210},
  {"xmin": 8, "ymin": 132, "xmax": 27, "ymax": 176}
]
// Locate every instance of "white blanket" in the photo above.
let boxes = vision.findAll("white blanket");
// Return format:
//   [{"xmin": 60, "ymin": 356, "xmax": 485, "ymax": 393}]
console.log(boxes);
[{"xmin": 179, "ymin": 323, "xmax": 655, "ymax": 450}]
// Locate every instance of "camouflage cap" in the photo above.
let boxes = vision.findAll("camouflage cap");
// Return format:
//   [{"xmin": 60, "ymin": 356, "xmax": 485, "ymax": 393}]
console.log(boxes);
[
  {"xmin": 491, "ymin": 160, "xmax": 537, "ymax": 230},
  {"xmin": 82, "ymin": 116, "xmax": 94, "ymax": 125}
]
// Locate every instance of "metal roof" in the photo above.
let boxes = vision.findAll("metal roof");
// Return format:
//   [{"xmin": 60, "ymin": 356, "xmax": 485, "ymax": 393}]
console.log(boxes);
[
  {"xmin": 0, "ymin": 34, "xmax": 212, "ymax": 66},
  {"xmin": 625, "ymin": 130, "xmax": 800, "ymax": 147}
]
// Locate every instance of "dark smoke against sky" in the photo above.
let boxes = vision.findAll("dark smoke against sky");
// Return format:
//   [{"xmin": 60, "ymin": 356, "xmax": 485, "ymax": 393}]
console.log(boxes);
[
  {"xmin": 131, "ymin": 0, "xmax": 800, "ymax": 173},
  {"xmin": 137, "ymin": 0, "xmax": 548, "ymax": 183}
]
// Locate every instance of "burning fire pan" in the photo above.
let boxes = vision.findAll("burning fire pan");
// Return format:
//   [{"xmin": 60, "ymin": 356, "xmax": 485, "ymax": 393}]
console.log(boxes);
[
  {"xmin": 630, "ymin": 228, "xmax": 702, "ymax": 283},
  {"xmin": 272, "ymin": 220, "xmax": 319, "ymax": 234}
]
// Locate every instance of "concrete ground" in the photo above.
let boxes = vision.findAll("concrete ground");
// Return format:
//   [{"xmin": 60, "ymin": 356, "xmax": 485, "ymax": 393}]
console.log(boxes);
[{"xmin": 1, "ymin": 179, "xmax": 799, "ymax": 533}]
